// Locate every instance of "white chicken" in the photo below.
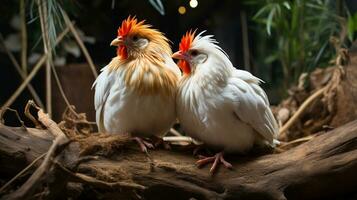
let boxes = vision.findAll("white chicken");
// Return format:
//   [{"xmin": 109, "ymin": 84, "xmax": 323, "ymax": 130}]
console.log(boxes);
[
  {"xmin": 173, "ymin": 31, "xmax": 279, "ymax": 173},
  {"xmin": 93, "ymin": 17, "xmax": 181, "ymax": 152}
]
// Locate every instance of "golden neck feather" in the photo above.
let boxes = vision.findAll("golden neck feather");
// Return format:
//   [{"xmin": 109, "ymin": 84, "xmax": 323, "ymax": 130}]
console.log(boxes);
[
  {"xmin": 107, "ymin": 52, "xmax": 178, "ymax": 98},
  {"xmin": 107, "ymin": 27, "xmax": 178, "ymax": 97}
]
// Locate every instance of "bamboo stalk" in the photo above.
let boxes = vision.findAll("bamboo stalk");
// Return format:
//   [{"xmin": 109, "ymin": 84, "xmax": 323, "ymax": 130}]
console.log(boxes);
[
  {"xmin": 0, "ymin": 27, "xmax": 70, "ymax": 111},
  {"xmin": 20, "ymin": 0, "xmax": 28, "ymax": 75},
  {"xmin": 240, "ymin": 10, "xmax": 251, "ymax": 72},
  {"xmin": 1, "ymin": 55, "xmax": 47, "ymax": 112},
  {"xmin": 37, "ymin": 0, "xmax": 52, "ymax": 116},
  {"xmin": 0, "ymin": 34, "xmax": 44, "ymax": 109},
  {"xmin": 62, "ymin": 11, "xmax": 98, "ymax": 78}
]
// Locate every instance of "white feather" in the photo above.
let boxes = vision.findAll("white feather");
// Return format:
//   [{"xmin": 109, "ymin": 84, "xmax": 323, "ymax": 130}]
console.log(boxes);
[
  {"xmin": 93, "ymin": 56, "xmax": 180, "ymax": 137},
  {"xmin": 177, "ymin": 33, "xmax": 278, "ymax": 153},
  {"xmin": 92, "ymin": 65, "xmax": 114, "ymax": 132}
]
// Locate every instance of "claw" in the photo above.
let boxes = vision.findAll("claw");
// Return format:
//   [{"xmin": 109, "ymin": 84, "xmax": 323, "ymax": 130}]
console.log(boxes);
[
  {"xmin": 196, "ymin": 152, "xmax": 233, "ymax": 174},
  {"xmin": 196, "ymin": 156, "xmax": 215, "ymax": 168},
  {"xmin": 133, "ymin": 137, "xmax": 154, "ymax": 153}
]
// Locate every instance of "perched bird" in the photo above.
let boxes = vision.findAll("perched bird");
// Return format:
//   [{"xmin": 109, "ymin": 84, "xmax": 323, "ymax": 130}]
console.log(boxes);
[
  {"xmin": 173, "ymin": 31, "xmax": 279, "ymax": 173},
  {"xmin": 93, "ymin": 16, "xmax": 181, "ymax": 152}
]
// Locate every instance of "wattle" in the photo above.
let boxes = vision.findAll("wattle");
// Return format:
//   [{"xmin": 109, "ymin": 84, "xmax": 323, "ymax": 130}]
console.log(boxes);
[
  {"xmin": 178, "ymin": 60, "xmax": 191, "ymax": 75},
  {"xmin": 118, "ymin": 45, "xmax": 128, "ymax": 59}
]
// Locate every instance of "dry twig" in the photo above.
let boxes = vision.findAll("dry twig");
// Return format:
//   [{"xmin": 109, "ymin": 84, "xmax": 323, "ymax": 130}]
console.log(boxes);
[
  {"xmin": 279, "ymin": 50, "xmax": 347, "ymax": 136},
  {"xmin": 0, "ymin": 108, "xmax": 26, "ymax": 130},
  {"xmin": 20, "ymin": 0, "xmax": 27, "ymax": 74},
  {"xmin": 6, "ymin": 102, "xmax": 69, "ymax": 200},
  {"xmin": 37, "ymin": 0, "xmax": 52, "ymax": 116},
  {"xmin": 277, "ymin": 135, "xmax": 316, "ymax": 151},
  {"xmin": 59, "ymin": 105, "xmax": 94, "ymax": 137},
  {"xmin": 0, "ymin": 153, "xmax": 46, "ymax": 194},
  {"xmin": 0, "ymin": 34, "xmax": 44, "ymax": 108},
  {"xmin": 279, "ymin": 86, "xmax": 327, "ymax": 135},
  {"xmin": 0, "ymin": 26, "xmax": 70, "ymax": 111},
  {"xmin": 62, "ymin": 11, "xmax": 98, "ymax": 78},
  {"xmin": 24, "ymin": 101, "xmax": 42, "ymax": 128},
  {"xmin": 51, "ymin": 63, "xmax": 79, "ymax": 117}
]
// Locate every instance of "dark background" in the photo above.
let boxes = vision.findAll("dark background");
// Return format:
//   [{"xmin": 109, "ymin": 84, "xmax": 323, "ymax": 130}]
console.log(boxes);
[{"xmin": 1, "ymin": 0, "xmax": 356, "ymax": 125}]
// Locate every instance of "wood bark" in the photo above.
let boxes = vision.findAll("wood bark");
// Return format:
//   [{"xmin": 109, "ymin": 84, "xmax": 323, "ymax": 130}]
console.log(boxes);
[{"xmin": 0, "ymin": 120, "xmax": 356, "ymax": 200}]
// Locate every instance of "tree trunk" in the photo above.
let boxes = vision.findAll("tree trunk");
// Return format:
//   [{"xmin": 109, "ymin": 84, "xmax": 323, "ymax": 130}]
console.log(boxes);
[{"xmin": 0, "ymin": 120, "xmax": 356, "ymax": 200}]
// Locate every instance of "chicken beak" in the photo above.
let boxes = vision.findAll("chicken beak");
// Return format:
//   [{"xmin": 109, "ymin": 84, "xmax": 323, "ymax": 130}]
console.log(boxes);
[
  {"xmin": 172, "ymin": 51, "xmax": 189, "ymax": 61},
  {"xmin": 110, "ymin": 37, "xmax": 124, "ymax": 46}
]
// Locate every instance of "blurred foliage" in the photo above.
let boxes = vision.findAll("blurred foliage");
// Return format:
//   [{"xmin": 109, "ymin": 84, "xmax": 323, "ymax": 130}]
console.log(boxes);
[
  {"xmin": 348, "ymin": 11, "xmax": 357, "ymax": 41},
  {"xmin": 148, "ymin": 0, "xmax": 165, "ymax": 15},
  {"xmin": 29, "ymin": 0, "xmax": 65, "ymax": 53},
  {"xmin": 244, "ymin": 0, "xmax": 352, "ymax": 91},
  {"xmin": 1, "ymin": 0, "xmax": 165, "ymax": 67},
  {"xmin": 111, "ymin": 0, "xmax": 165, "ymax": 15},
  {"xmin": 0, "ymin": 0, "xmax": 357, "ymax": 102}
]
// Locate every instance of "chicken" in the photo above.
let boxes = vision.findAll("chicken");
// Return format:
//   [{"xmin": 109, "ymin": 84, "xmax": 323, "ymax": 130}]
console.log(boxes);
[
  {"xmin": 173, "ymin": 31, "xmax": 279, "ymax": 173},
  {"xmin": 93, "ymin": 16, "xmax": 181, "ymax": 152}
]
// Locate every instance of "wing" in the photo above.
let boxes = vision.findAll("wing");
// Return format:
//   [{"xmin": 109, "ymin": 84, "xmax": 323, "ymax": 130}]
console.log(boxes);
[
  {"xmin": 225, "ymin": 70, "xmax": 279, "ymax": 144},
  {"xmin": 92, "ymin": 65, "xmax": 115, "ymax": 132}
]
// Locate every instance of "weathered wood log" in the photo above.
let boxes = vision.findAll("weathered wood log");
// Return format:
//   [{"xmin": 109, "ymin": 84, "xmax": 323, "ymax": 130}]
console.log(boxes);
[{"xmin": 0, "ymin": 120, "xmax": 356, "ymax": 200}]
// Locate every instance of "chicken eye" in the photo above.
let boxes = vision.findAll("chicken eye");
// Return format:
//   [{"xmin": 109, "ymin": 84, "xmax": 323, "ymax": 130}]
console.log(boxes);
[
  {"xmin": 190, "ymin": 50, "xmax": 199, "ymax": 57},
  {"xmin": 132, "ymin": 35, "xmax": 139, "ymax": 41}
]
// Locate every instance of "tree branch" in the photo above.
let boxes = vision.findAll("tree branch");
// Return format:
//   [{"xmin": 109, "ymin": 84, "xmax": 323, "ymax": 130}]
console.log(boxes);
[{"xmin": 1, "ymin": 120, "xmax": 356, "ymax": 199}]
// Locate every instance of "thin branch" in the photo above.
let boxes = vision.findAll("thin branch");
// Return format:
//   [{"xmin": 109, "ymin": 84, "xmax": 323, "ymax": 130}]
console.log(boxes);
[
  {"xmin": 1, "ymin": 55, "xmax": 47, "ymax": 112},
  {"xmin": 51, "ymin": 63, "xmax": 80, "ymax": 118},
  {"xmin": 62, "ymin": 11, "xmax": 98, "ymax": 78},
  {"xmin": 163, "ymin": 136, "xmax": 202, "ymax": 145},
  {"xmin": 0, "ymin": 108, "xmax": 27, "ymax": 130},
  {"xmin": 169, "ymin": 128, "xmax": 182, "ymax": 136},
  {"xmin": 37, "ymin": 0, "xmax": 52, "ymax": 116},
  {"xmin": 0, "ymin": 34, "xmax": 44, "ymax": 109},
  {"xmin": 37, "ymin": 109, "xmax": 65, "ymax": 138},
  {"xmin": 20, "ymin": 0, "xmax": 28, "ymax": 74},
  {"xmin": 0, "ymin": 153, "xmax": 46, "ymax": 194},
  {"xmin": 8, "ymin": 134, "xmax": 67, "ymax": 200},
  {"xmin": 279, "ymin": 51, "xmax": 346, "ymax": 136},
  {"xmin": 6, "ymin": 103, "xmax": 68, "ymax": 200},
  {"xmin": 240, "ymin": 10, "xmax": 251, "ymax": 71},
  {"xmin": 0, "ymin": 26, "xmax": 70, "ymax": 111},
  {"xmin": 278, "ymin": 135, "xmax": 316, "ymax": 149},
  {"xmin": 279, "ymin": 86, "xmax": 327, "ymax": 134},
  {"xmin": 25, "ymin": 100, "xmax": 42, "ymax": 128}
]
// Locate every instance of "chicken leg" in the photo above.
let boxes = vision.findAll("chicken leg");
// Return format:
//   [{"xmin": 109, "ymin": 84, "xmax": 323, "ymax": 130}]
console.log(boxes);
[{"xmin": 196, "ymin": 152, "xmax": 233, "ymax": 174}]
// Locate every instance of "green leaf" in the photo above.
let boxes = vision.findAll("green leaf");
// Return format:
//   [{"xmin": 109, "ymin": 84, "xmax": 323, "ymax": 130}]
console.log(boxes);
[
  {"xmin": 283, "ymin": 1, "xmax": 290, "ymax": 10},
  {"xmin": 253, "ymin": 5, "xmax": 270, "ymax": 20},
  {"xmin": 264, "ymin": 53, "xmax": 279, "ymax": 64},
  {"xmin": 266, "ymin": 7, "xmax": 276, "ymax": 36},
  {"xmin": 305, "ymin": 2, "xmax": 325, "ymax": 10},
  {"xmin": 148, "ymin": 0, "xmax": 165, "ymax": 15},
  {"xmin": 276, "ymin": 4, "xmax": 281, "ymax": 16},
  {"xmin": 312, "ymin": 41, "xmax": 328, "ymax": 69},
  {"xmin": 348, "ymin": 15, "xmax": 354, "ymax": 41}
]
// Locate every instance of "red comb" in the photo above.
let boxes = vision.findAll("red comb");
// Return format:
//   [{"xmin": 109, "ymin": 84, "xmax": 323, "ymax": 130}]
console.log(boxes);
[
  {"xmin": 116, "ymin": 16, "xmax": 143, "ymax": 59},
  {"xmin": 118, "ymin": 16, "xmax": 138, "ymax": 37},
  {"xmin": 179, "ymin": 30, "xmax": 196, "ymax": 53}
]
